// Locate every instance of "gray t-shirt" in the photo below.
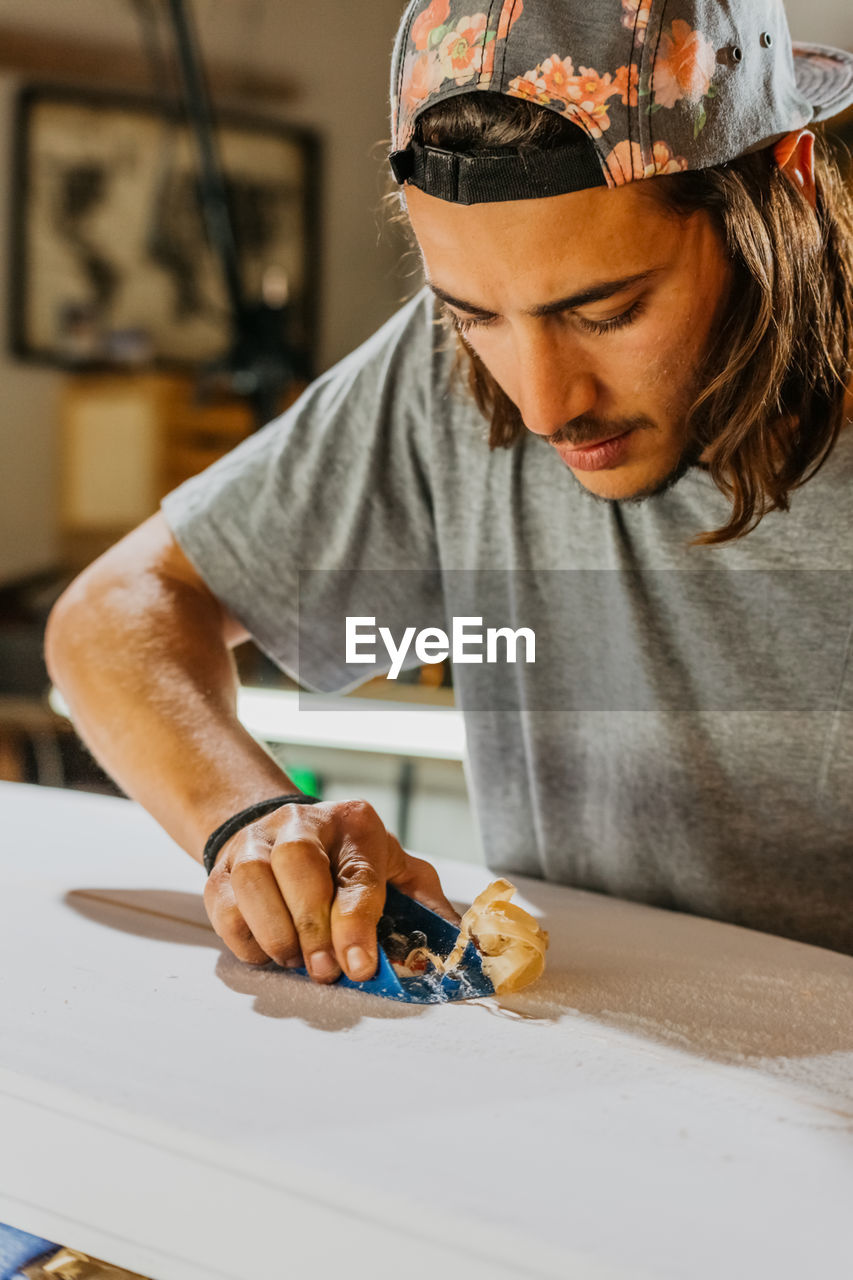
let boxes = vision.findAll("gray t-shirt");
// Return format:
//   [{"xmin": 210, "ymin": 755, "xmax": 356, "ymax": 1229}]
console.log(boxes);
[{"xmin": 161, "ymin": 290, "xmax": 853, "ymax": 954}]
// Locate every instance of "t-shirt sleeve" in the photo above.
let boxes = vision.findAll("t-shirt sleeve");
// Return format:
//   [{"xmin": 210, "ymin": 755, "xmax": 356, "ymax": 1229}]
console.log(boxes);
[{"xmin": 160, "ymin": 290, "xmax": 446, "ymax": 693}]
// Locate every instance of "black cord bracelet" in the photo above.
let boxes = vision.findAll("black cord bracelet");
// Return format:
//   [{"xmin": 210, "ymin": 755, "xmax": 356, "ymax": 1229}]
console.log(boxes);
[{"xmin": 202, "ymin": 793, "xmax": 320, "ymax": 875}]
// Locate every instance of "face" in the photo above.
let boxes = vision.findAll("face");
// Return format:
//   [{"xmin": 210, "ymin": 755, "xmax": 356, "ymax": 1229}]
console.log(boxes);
[{"xmin": 406, "ymin": 180, "xmax": 732, "ymax": 502}]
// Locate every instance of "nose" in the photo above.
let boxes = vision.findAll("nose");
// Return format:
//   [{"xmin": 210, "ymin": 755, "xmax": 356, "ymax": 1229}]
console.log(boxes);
[{"xmin": 512, "ymin": 326, "xmax": 598, "ymax": 438}]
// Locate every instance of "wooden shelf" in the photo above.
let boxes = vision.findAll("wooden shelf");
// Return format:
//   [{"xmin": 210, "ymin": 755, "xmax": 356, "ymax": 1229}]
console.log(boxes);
[{"xmin": 59, "ymin": 371, "xmax": 301, "ymax": 569}]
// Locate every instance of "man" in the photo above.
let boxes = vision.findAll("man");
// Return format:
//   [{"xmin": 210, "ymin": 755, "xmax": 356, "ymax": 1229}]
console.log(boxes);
[{"xmin": 47, "ymin": 0, "xmax": 853, "ymax": 977}]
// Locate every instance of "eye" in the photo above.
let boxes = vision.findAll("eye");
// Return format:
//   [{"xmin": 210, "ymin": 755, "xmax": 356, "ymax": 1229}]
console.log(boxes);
[
  {"xmin": 574, "ymin": 299, "xmax": 646, "ymax": 336},
  {"xmin": 447, "ymin": 309, "xmax": 498, "ymax": 336},
  {"xmin": 445, "ymin": 297, "xmax": 648, "ymax": 338}
]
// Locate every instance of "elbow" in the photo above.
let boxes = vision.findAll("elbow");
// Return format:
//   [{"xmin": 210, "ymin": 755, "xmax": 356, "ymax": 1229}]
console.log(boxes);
[
  {"xmin": 45, "ymin": 573, "xmax": 89, "ymax": 694},
  {"xmin": 44, "ymin": 559, "xmax": 120, "ymax": 695}
]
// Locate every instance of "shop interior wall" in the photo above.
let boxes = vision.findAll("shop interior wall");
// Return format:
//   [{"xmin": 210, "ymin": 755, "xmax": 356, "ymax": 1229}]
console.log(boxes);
[{"xmin": 0, "ymin": 0, "xmax": 412, "ymax": 584}]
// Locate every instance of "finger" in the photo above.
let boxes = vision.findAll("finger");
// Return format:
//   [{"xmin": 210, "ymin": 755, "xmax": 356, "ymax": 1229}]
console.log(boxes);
[
  {"xmin": 385, "ymin": 836, "xmax": 463, "ymax": 925},
  {"xmin": 230, "ymin": 854, "xmax": 302, "ymax": 969},
  {"xmin": 328, "ymin": 802, "xmax": 389, "ymax": 982},
  {"xmin": 204, "ymin": 875, "xmax": 268, "ymax": 965},
  {"xmin": 269, "ymin": 837, "xmax": 339, "ymax": 983}
]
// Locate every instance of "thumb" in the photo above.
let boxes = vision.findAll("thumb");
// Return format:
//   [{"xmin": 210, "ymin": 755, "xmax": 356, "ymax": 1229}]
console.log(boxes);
[{"xmin": 386, "ymin": 835, "xmax": 462, "ymax": 926}]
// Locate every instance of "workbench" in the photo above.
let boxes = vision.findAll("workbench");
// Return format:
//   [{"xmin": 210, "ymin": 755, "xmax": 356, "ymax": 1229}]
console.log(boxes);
[{"xmin": 1, "ymin": 782, "xmax": 851, "ymax": 1280}]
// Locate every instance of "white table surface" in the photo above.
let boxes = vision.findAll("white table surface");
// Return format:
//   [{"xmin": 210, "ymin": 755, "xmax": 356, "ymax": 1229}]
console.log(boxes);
[{"xmin": 1, "ymin": 781, "xmax": 851, "ymax": 1280}]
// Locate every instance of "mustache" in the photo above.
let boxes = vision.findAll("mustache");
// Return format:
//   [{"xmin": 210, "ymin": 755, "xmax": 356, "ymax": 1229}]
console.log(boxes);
[{"xmin": 548, "ymin": 416, "xmax": 657, "ymax": 448}]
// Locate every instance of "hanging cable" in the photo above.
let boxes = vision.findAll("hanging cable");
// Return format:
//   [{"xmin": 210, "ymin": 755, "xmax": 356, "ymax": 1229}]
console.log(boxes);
[{"xmin": 166, "ymin": 0, "xmax": 246, "ymax": 321}]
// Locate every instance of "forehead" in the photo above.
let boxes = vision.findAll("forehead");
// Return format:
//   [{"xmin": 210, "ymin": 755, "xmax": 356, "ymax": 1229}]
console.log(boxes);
[{"xmin": 405, "ymin": 181, "xmax": 684, "ymax": 301}]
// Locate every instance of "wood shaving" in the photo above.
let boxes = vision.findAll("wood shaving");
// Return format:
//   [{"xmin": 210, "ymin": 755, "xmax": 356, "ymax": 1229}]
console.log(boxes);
[{"xmin": 404, "ymin": 878, "xmax": 549, "ymax": 994}]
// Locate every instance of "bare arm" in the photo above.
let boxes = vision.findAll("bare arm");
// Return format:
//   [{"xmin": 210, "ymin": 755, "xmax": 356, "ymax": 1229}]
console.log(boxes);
[
  {"xmin": 45, "ymin": 513, "xmax": 459, "ymax": 982},
  {"xmin": 45, "ymin": 511, "xmax": 282, "ymax": 856}
]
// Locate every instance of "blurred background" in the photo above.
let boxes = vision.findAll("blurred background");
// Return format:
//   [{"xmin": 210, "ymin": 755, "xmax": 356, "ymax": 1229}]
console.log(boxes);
[{"xmin": 0, "ymin": 0, "xmax": 850, "ymax": 863}]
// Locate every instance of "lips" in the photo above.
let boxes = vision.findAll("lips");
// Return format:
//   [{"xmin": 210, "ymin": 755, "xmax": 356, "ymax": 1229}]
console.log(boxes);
[
  {"xmin": 562, "ymin": 430, "xmax": 628, "ymax": 452},
  {"xmin": 553, "ymin": 429, "xmax": 636, "ymax": 473}
]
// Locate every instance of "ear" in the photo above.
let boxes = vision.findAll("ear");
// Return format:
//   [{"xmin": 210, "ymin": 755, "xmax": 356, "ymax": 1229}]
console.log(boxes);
[{"xmin": 773, "ymin": 129, "xmax": 816, "ymax": 209}]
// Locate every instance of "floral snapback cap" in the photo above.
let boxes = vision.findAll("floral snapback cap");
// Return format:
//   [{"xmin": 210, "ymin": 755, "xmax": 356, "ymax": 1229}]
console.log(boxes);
[{"xmin": 389, "ymin": 0, "xmax": 853, "ymax": 200}]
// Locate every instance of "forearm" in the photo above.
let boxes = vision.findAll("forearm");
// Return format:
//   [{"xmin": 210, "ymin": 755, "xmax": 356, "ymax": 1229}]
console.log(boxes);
[{"xmin": 45, "ymin": 558, "xmax": 296, "ymax": 862}]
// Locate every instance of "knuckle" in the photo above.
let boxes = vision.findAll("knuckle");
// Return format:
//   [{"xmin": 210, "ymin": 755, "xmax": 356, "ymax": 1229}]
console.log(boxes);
[
  {"xmin": 230, "ymin": 855, "xmax": 271, "ymax": 893},
  {"xmin": 267, "ymin": 938, "xmax": 303, "ymax": 967},
  {"xmin": 204, "ymin": 849, "xmax": 234, "ymax": 888},
  {"xmin": 275, "ymin": 804, "xmax": 321, "ymax": 839},
  {"xmin": 335, "ymin": 798, "xmax": 382, "ymax": 840},
  {"xmin": 291, "ymin": 911, "xmax": 329, "ymax": 945},
  {"xmin": 216, "ymin": 904, "xmax": 256, "ymax": 951},
  {"xmin": 288, "ymin": 885, "xmax": 332, "ymax": 927},
  {"xmin": 339, "ymin": 861, "xmax": 383, "ymax": 895},
  {"xmin": 270, "ymin": 838, "xmax": 329, "ymax": 876},
  {"xmin": 235, "ymin": 943, "xmax": 267, "ymax": 965},
  {"xmin": 215, "ymin": 827, "xmax": 255, "ymax": 866},
  {"xmin": 202, "ymin": 877, "xmax": 220, "ymax": 911}
]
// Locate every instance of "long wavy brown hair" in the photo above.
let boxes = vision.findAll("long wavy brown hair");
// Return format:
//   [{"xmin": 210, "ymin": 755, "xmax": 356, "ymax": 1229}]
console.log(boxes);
[{"xmin": 412, "ymin": 94, "xmax": 853, "ymax": 546}]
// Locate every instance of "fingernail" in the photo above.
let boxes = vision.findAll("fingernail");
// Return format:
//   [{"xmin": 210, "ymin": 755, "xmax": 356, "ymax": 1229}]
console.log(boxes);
[
  {"xmin": 346, "ymin": 946, "xmax": 375, "ymax": 979},
  {"xmin": 309, "ymin": 950, "xmax": 340, "ymax": 981}
]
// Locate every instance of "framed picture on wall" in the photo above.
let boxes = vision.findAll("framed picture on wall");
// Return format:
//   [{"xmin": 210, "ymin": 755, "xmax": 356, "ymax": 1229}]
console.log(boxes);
[{"xmin": 9, "ymin": 85, "xmax": 320, "ymax": 370}]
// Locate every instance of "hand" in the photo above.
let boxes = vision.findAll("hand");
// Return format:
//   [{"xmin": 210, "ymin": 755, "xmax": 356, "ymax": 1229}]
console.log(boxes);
[{"xmin": 203, "ymin": 799, "xmax": 462, "ymax": 983}]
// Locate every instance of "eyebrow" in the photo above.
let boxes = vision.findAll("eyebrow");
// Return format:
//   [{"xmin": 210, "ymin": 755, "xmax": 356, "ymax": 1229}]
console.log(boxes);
[{"xmin": 427, "ymin": 269, "xmax": 662, "ymax": 318}]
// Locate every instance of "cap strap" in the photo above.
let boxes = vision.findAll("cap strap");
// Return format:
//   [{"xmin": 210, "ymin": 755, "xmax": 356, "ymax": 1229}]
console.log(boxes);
[{"xmin": 390, "ymin": 137, "xmax": 607, "ymax": 204}]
